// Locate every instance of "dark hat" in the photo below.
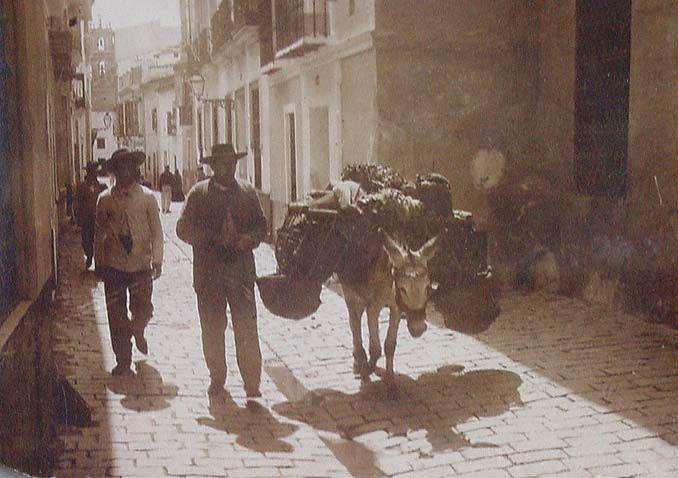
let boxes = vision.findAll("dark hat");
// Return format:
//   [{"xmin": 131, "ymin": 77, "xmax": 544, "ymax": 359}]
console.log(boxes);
[
  {"xmin": 104, "ymin": 148, "xmax": 146, "ymax": 172},
  {"xmin": 84, "ymin": 161, "xmax": 100, "ymax": 173},
  {"xmin": 200, "ymin": 143, "xmax": 246, "ymax": 165}
]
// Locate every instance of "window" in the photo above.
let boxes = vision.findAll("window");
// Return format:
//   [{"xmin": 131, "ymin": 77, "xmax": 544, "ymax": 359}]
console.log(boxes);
[
  {"xmin": 167, "ymin": 110, "xmax": 177, "ymax": 135},
  {"xmin": 98, "ymin": 36, "xmax": 104, "ymax": 51},
  {"xmin": 98, "ymin": 61, "xmax": 105, "ymax": 76},
  {"xmin": 151, "ymin": 108, "xmax": 158, "ymax": 132},
  {"xmin": 96, "ymin": 138, "xmax": 106, "ymax": 149}
]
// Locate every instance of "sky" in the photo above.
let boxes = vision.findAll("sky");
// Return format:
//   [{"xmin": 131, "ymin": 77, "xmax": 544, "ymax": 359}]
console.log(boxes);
[{"xmin": 91, "ymin": 0, "xmax": 180, "ymax": 30}]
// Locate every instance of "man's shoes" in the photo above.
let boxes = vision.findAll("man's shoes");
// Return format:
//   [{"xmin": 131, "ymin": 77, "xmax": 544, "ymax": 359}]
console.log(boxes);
[
  {"xmin": 208, "ymin": 380, "xmax": 225, "ymax": 395},
  {"xmin": 245, "ymin": 387, "xmax": 262, "ymax": 398},
  {"xmin": 111, "ymin": 364, "xmax": 133, "ymax": 377},
  {"xmin": 134, "ymin": 332, "xmax": 148, "ymax": 355}
]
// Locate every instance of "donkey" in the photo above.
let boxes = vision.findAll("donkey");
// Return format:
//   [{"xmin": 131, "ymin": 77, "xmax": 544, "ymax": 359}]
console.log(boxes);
[{"xmin": 338, "ymin": 231, "xmax": 440, "ymax": 382}]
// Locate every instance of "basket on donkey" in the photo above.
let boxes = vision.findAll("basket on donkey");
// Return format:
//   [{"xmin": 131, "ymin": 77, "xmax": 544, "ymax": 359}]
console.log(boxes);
[{"xmin": 257, "ymin": 205, "xmax": 348, "ymax": 320}]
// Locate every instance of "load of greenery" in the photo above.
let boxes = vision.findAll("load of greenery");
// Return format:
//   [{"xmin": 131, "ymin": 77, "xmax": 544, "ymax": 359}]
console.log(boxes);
[{"xmin": 275, "ymin": 163, "xmax": 488, "ymax": 291}]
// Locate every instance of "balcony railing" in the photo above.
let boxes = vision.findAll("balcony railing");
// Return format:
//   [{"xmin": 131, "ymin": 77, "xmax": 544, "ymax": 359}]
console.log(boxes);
[
  {"xmin": 212, "ymin": 0, "xmax": 260, "ymax": 53},
  {"xmin": 274, "ymin": 0, "xmax": 328, "ymax": 58}
]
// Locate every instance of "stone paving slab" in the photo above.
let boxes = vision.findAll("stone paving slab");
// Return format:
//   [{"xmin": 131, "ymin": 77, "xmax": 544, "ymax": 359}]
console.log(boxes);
[{"xmin": 51, "ymin": 204, "xmax": 678, "ymax": 478}]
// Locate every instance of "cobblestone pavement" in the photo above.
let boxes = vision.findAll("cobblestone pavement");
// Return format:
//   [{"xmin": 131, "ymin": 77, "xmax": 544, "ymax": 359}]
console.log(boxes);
[{"xmin": 52, "ymin": 202, "xmax": 678, "ymax": 478}]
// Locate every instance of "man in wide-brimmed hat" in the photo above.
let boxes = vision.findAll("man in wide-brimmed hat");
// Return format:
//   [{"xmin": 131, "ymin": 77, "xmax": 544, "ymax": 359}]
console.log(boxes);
[
  {"xmin": 95, "ymin": 149, "xmax": 164, "ymax": 376},
  {"xmin": 75, "ymin": 161, "xmax": 108, "ymax": 270},
  {"xmin": 176, "ymin": 143, "xmax": 267, "ymax": 397}
]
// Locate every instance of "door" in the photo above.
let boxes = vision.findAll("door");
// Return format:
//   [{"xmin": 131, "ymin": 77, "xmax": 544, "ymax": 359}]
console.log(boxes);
[
  {"xmin": 0, "ymin": 3, "xmax": 17, "ymax": 314},
  {"xmin": 286, "ymin": 111, "xmax": 298, "ymax": 202},
  {"xmin": 574, "ymin": 0, "xmax": 631, "ymax": 199},
  {"xmin": 250, "ymin": 83, "xmax": 262, "ymax": 190}
]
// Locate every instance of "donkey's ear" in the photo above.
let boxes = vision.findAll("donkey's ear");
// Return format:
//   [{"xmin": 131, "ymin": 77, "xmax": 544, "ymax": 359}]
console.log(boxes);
[
  {"xmin": 381, "ymin": 229, "xmax": 407, "ymax": 268},
  {"xmin": 417, "ymin": 235, "xmax": 441, "ymax": 262}
]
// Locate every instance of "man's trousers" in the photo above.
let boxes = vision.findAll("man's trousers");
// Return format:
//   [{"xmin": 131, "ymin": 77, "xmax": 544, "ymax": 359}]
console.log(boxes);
[
  {"xmin": 161, "ymin": 185, "xmax": 172, "ymax": 212},
  {"xmin": 196, "ymin": 277, "xmax": 262, "ymax": 394},
  {"xmin": 103, "ymin": 267, "xmax": 154, "ymax": 368},
  {"xmin": 81, "ymin": 219, "xmax": 95, "ymax": 261}
]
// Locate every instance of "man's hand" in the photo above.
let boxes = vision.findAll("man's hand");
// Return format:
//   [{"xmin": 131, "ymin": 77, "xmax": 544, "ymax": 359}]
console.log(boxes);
[
  {"xmin": 235, "ymin": 234, "xmax": 254, "ymax": 251},
  {"xmin": 152, "ymin": 262, "xmax": 162, "ymax": 280},
  {"xmin": 221, "ymin": 212, "xmax": 236, "ymax": 248}
]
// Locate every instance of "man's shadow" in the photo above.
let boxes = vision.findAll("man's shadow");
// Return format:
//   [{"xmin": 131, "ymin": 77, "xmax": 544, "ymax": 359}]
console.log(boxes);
[
  {"xmin": 197, "ymin": 392, "xmax": 298, "ymax": 453},
  {"xmin": 273, "ymin": 366, "xmax": 523, "ymax": 452},
  {"xmin": 105, "ymin": 361, "xmax": 178, "ymax": 412}
]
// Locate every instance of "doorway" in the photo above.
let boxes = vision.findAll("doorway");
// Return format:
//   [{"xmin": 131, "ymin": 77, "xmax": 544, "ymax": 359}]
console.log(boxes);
[
  {"xmin": 286, "ymin": 111, "xmax": 298, "ymax": 202},
  {"xmin": 574, "ymin": 0, "xmax": 631, "ymax": 199},
  {"xmin": 250, "ymin": 83, "xmax": 262, "ymax": 190}
]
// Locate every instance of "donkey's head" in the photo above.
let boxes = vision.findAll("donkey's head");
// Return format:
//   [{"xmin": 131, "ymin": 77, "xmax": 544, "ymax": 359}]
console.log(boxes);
[{"xmin": 382, "ymin": 231, "xmax": 440, "ymax": 337}]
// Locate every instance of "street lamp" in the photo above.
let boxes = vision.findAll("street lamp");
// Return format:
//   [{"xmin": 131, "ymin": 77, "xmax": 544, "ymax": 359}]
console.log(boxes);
[
  {"xmin": 187, "ymin": 72, "xmax": 234, "ymax": 167},
  {"xmin": 188, "ymin": 71, "xmax": 233, "ymax": 108}
]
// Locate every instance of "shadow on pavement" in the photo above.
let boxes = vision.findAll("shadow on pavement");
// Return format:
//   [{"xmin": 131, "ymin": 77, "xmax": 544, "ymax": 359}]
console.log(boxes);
[
  {"xmin": 51, "ymin": 224, "xmax": 114, "ymax": 477},
  {"xmin": 197, "ymin": 392, "xmax": 298, "ymax": 453},
  {"xmin": 273, "ymin": 365, "xmax": 523, "ymax": 452},
  {"xmin": 478, "ymin": 293, "xmax": 678, "ymax": 445},
  {"xmin": 105, "ymin": 360, "xmax": 178, "ymax": 412}
]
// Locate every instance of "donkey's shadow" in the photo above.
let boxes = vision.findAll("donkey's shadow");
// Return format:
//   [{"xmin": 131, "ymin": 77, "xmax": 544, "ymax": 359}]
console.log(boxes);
[{"xmin": 273, "ymin": 365, "xmax": 523, "ymax": 452}]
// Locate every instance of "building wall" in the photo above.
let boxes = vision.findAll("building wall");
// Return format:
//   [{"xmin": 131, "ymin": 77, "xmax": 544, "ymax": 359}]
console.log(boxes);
[
  {"xmin": 11, "ymin": 0, "xmax": 60, "ymax": 299},
  {"xmin": 628, "ymin": 0, "xmax": 677, "ymax": 211},
  {"xmin": 373, "ymin": 0, "xmax": 539, "ymax": 220},
  {"xmin": 329, "ymin": 0, "xmax": 375, "ymax": 44},
  {"xmin": 340, "ymin": 49, "xmax": 376, "ymax": 168}
]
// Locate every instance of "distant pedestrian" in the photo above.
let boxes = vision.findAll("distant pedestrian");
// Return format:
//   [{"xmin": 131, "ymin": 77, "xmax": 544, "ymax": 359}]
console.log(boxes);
[
  {"xmin": 75, "ymin": 162, "xmax": 107, "ymax": 270},
  {"xmin": 65, "ymin": 182, "xmax": 74, "ymax": 223},
  {"xmin": 159, "ymin": 165, "xmax": 174, "ymax": 213},
  {"xmin": 172, "ymin": 168, "xmax": 185, "ymax": 202},
  {"xmin": 176, "ymin": 143, "xmax": 267, "ymax": 397},
  {"xmin": 95, "ymin": 149, "xmax": 164, "ymax": 376}
]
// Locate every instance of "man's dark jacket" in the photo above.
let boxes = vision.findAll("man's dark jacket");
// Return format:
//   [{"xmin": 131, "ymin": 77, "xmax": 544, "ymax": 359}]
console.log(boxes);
[{"xmin": 176, "ymin": 178, "xmax": 267, "ymax": 291}]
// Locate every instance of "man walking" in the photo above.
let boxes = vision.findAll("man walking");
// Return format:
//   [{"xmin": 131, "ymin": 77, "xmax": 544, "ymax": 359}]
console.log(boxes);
[
  {"xmin": 176, "ymin": 143, "xmax": 267, "ymax": 397},
  {"xmin": 159, "ymin": 165, "xmax": 174, "ymax": 213},
  {"xmin": 95, "ymin": 149, "xmax": 164, "ymax": 376},
  {"xmin": 75, "ymin": 162, "xmax": 107, "ymax": 270}
]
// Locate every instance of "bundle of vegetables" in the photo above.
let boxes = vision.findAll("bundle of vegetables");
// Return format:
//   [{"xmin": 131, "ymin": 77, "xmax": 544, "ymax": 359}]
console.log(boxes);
[
  {"xmin": 341, "ymin": 163, "xmax": 405, "ymax": 193},
  {"xmin": 275, "ymin": 207, "xmax": 345, "ymax": 283},
  {"xmin": 405, "ymin": 173, "xmax": 454, "ymax": 217},
  {"xmin": 356, "ymin": 188, "xmax": 441, "ymax": 249}
]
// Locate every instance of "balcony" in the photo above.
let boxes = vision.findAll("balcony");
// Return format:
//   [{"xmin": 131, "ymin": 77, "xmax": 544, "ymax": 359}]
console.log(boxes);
[
  {"xmin": 274, "ymin": 0, "xmax": 328, "ymax": 59},
  {"xmin": 49, "ymin": 30, "xmax": 73, "ymax": 78},
  {"xmin": 212, "ymin": 0, "xmax": 260, "ymax": 54}
]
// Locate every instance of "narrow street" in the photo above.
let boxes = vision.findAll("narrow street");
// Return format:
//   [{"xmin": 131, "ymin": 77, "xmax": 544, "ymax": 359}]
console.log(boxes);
[{"xmin": 51, "ymin": 202, "xmax": 678, "ymax": 478}]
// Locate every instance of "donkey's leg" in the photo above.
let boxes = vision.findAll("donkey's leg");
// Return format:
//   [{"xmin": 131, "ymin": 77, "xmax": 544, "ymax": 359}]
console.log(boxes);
[
  {"xmin": 366, "ymin": 304, "xmax": 382, "ymax": 372},
  {"xmin": 345, "ymin": 296, "xmax": 367, "ymax": 376},
  {"xmin": 384, "ymin": 306, "xmax": 401, "ymax": 382}
]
